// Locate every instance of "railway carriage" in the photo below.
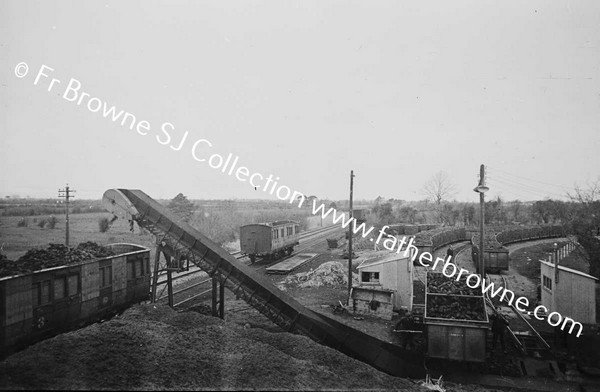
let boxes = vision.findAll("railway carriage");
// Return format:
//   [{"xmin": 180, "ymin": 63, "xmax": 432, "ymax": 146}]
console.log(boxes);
[
  {"xmin": 240, "ymin": 221, "xmax": 300, "ymax": 263},
  {"xmin": 0, "ymin": 243, "xmax": 150, "ymax": 355}
]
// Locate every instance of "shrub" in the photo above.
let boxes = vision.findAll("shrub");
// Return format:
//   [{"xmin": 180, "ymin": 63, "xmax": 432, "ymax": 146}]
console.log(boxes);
[
  {"xmin": 17, "ymin": 218, "xmax": 29, "ymax": 227},
  {"xmin": 98, "ymin": 217, "xmax": 110, "ymax": 233},
  {"xmin": 47, "ymin": 216, "xmax": 58, "ymax": 229},
  {"xmin": 38, "ymin": 219, "xmax": 47, "ymax": 228}
]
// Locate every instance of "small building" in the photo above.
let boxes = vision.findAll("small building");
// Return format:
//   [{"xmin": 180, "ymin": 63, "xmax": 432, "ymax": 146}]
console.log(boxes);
[
  {"xmin": 350, "ymin": 252, "xmax": 413, "ymax": 319},
  {"xmin": 540, "ymin": 260, "xmax": 597, "ymax": 325}
]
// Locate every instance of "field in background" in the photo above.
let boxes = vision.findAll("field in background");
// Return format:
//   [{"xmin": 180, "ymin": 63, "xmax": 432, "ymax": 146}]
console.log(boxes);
[
  {"xmin": 0, "ymin": 199, "xmax": 335, "ymax": 260},
  {"xmin": 0, "ymin": 212, "xmax": 156, "ymax": 260}
]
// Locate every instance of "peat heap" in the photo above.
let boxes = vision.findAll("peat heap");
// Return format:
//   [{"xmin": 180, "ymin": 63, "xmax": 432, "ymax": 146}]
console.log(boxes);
[
  {"xmin": 0, "ymin": 303, "xmax": 429, "ymax": 390},
  {"xmin": 0, "ymin": 242, "xmax": 115, "ymax": 278}
]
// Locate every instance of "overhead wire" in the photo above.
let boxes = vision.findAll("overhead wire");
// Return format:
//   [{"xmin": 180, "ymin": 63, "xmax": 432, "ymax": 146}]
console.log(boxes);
[
  {"xmin": 488, "ymin": 166, "xmax": 575, "ymax": 191},
  {"xmin": 486, "ymin": 168, "xmax": 571, "ymax": 200},
  {"xmin": 488, "ymin": 176, "xmax": 567, "ymax": 200},
  {"xmin": 489, "ymin": 175, "xmax": 567, "ymax": 199}
]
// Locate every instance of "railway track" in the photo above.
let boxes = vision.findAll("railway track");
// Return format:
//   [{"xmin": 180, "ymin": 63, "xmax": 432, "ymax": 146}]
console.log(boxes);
[
  {"xmin": 484, "ymin": 273, "xmax": 553, "ymax": 359},
  {"xmin": 153, "ymin": 224, "xmax": 344, "ymax": 307}
]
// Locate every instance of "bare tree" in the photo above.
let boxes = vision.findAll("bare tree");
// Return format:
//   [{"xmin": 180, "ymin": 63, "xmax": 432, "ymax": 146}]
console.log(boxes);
[
  {"xmin": 422, "ymin": 171, "xmax": 457, "ymax": 205},
  {"xmin": 567, "ymin": 178, "xmax": 600, "ymax": 204},
  {"xmin": 422, "ymin": 171, "xmax": 457, "ymax": 224}
]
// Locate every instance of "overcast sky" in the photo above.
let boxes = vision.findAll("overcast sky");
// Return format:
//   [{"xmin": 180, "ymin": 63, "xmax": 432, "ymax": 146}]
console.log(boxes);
[{"xmin": 1, "ymin": 1, "xmax": 599, "ymax": 202}]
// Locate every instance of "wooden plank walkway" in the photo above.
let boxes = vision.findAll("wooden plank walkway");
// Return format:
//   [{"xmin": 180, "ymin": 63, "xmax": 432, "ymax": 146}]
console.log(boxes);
[{"xmin": 266, "ymin": 253, "xmax": 319, "ymax": 274}]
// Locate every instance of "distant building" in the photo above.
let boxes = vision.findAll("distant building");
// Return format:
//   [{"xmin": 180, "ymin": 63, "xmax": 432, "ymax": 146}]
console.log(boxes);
[
  {"xmin": 350, "ymin": 252, "xmax": 413, "ymax": 319},
  {"xmin": 540, "ymin": 260, "xmax": 597, "ymax": 325}
]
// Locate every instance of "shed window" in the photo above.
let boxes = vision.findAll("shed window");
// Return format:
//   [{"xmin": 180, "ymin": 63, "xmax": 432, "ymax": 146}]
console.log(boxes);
[
  {"xmin": 543, "ymin": 275, "xmax": 552, "ymax": 291},
  {"xmin": 100, "ymin": 266, "xmax": 113, "ymax": 288},
  {"xmin": 362, "ymin": 272, "xmax": 380, "ymax": 283},
  {"xmin": 54, "ymin": 277, "xmax": 66, "ymax": 300},
  {"xmin": 33, "ymin": 280, "xmax": 51, "ymax": 306}
]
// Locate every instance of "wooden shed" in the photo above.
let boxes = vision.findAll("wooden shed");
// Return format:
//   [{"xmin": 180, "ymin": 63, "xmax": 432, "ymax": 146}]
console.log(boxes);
[
  {"xmin": 352, "ymin": 252, "xmax": 413, "ymax": 316},
  {"xmin": 540, "ymin": 260, "xmax": 597, "ymax": 325}
]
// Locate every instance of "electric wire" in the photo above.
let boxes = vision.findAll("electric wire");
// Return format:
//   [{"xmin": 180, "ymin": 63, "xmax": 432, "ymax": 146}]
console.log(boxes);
[{"xmin": 488, "ymin": 166, "xmax": 576, "ymax": 191}]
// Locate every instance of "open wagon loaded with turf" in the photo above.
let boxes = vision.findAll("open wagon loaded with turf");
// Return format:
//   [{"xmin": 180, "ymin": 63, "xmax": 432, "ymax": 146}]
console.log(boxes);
[
  {"xmin": 0, "ymin": 242, "xmax": 150, "ymax": 355},
  {"xmin": 424, "ymin": 271, "xmax": 489, "ymax": 363}
]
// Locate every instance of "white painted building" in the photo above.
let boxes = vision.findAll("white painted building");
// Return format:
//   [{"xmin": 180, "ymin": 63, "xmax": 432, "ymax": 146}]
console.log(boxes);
[
  {"xmin": 540, "ymin": 260, "xmax": 597, "ymax": 325},
  {"xmin": 350, "ymin": 252, "xmax": 413, "ymax": 319}
]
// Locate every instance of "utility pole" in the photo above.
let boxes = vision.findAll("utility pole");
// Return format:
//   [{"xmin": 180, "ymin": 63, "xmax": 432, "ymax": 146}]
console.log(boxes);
[
  {"xmin": 58, "ymin": 184, "xmax": 75, "ymax": 247},
  {"xmin": 348, "ymin": 170, "xmax": 355, "ymax": 305},
  {"xmin": 473, "ymin": 164, "xmax": 488, "ymax": 276}
]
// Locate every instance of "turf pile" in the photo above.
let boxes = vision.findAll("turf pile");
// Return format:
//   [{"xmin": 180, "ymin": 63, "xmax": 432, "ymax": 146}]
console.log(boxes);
[
  {"xmin": 0, "ymin": 242, "xmax": 115, "ymax": 278},
  {"xmin": 0, "ymin": 303, "xmax": 427, "ymax": 390}
]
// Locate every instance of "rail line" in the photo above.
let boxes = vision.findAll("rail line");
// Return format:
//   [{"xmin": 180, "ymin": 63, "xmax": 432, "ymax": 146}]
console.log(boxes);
[
  {"xmin": 153, "ymin": 224, "xmax": 343, "ymax": 306},
  {"xmin": 484, "ymin": 273, "xmax": 552, "ymax": 359},
  {"xmin": 156, "ymin": 226, "xmax": 340, "ymax": 307},
  {"xmin": 103, "ymin": 189, "xmax": 424, "ymax": 378},
  {"xmin": 153, "ymin": 224, "xmax": 341, "ymax": 285}
]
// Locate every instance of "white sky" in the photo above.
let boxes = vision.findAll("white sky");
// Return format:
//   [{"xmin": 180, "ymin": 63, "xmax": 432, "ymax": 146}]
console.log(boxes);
[{"xmin": 1, "ymin": 0, "xmax": 599, "ymax": 202}]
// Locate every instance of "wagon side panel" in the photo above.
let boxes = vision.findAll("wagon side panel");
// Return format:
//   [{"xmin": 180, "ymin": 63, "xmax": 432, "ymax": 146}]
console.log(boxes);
[
  {"xmin": 80, "ymin": 259, "xmax": 100, "ymax": 320},
  {"xmin": 2, "ymin": 275, "xmax": 33, "ymax": 348}
]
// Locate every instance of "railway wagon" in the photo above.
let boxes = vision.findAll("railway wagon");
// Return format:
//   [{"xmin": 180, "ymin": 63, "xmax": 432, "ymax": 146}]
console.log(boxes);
[
  {"xmin": 414, "ymin": 227, "xmax": 468, "ymax": 257},
  {"xmin": 471, "ymin": 244, "xmax": 510, "ymax": 274},
  {"xmin": 240, "ymin": 221, "xmax": 300, "ymax": 263},
  {"xmin": 0, "ymin": 243, "xmax": 150, "ymax": 354},
  {"xmin": 352, "ymin": 209, "xmax": 367, "ymax": 223},
  {"xmin": 496, "ymin": 225, "xmax": 565, "ymax": 245},
  {"xmin": 424, "ymin": 272, "xmax": 489, "ymax": 362}
]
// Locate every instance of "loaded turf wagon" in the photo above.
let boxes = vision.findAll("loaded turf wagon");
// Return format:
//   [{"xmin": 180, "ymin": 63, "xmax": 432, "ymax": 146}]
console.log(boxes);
[
  {"xmin": 424, "ymin": 271, "xmax": 489, "ymax": 363},
  {"xmin": 0, "ymin": 243, "xmax": 151, "ymax": 355}
]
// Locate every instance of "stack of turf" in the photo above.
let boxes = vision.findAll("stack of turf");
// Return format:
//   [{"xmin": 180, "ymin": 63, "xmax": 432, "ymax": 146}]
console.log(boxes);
[
  {"xmin": 0, "ymin": 242, "xmax": 115, "ymax": 278},
  {"xmin": 425, "ymin": 272, "xmax": 486, "ymax": 321}
]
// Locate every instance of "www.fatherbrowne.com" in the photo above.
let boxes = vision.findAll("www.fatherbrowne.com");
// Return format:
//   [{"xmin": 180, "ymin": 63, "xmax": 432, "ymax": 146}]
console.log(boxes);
[
  {"xmin": 307, "ymin": 199, "xmax": 584, "ymax": 338},
  {"xmin": 19, "ymin": 62, "xmax": 584, "ymax": 338}
]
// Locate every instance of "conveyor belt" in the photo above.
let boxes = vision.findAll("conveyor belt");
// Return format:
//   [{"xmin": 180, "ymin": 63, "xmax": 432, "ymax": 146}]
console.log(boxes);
[{"xmin": 103, "ymin": 189, "xmax": 424, "ymax": 378}]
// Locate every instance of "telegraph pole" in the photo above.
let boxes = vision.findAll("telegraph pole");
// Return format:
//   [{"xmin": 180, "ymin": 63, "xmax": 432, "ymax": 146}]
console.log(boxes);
[
  {"xmin": 473, "ymin": 165, "xmax": 488, "ymax": 276},
  {"xmin": 58, "ymin": 184, "xmax": 75, "ymax": 247},
  {"xmin": 348, "ymin": 170, "xmax": 355, "ymax": 304}
]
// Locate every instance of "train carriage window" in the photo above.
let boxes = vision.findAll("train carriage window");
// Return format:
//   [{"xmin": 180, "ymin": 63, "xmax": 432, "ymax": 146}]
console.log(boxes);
[
  {"xmin": 281, "ymin": 228, "xmax": 284, "ymax": 237},
  {"xmin": 67, "ymin": 274, "xmax": 79, "ymax": 296},
  {"xmin": 100, "ymin": 266, "xmax": 113, "ymax": 288},
  {"xmin": 33, "ymin": 280, "xmax": 51, "ymax": 306},
  {"xmin": 127, "ymin": 260, "xmax": 135, "ymax": 280},
  {"xmin": 135, "ymin": 259, "xmax": 143, "ymax": 277},
  {"xmin": 54, "ymin": 277, "xmax": 66, "ymax": 300}
]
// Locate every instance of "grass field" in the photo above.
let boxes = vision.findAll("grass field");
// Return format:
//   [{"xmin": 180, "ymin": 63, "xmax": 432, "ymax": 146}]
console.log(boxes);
[
  {"xmin": 0, "ymin": 212, "xmax": 156, "ymax": 261},
  {"xmin": 0, "ymin": 206, "xmax": 333, "ymax": 261}
]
